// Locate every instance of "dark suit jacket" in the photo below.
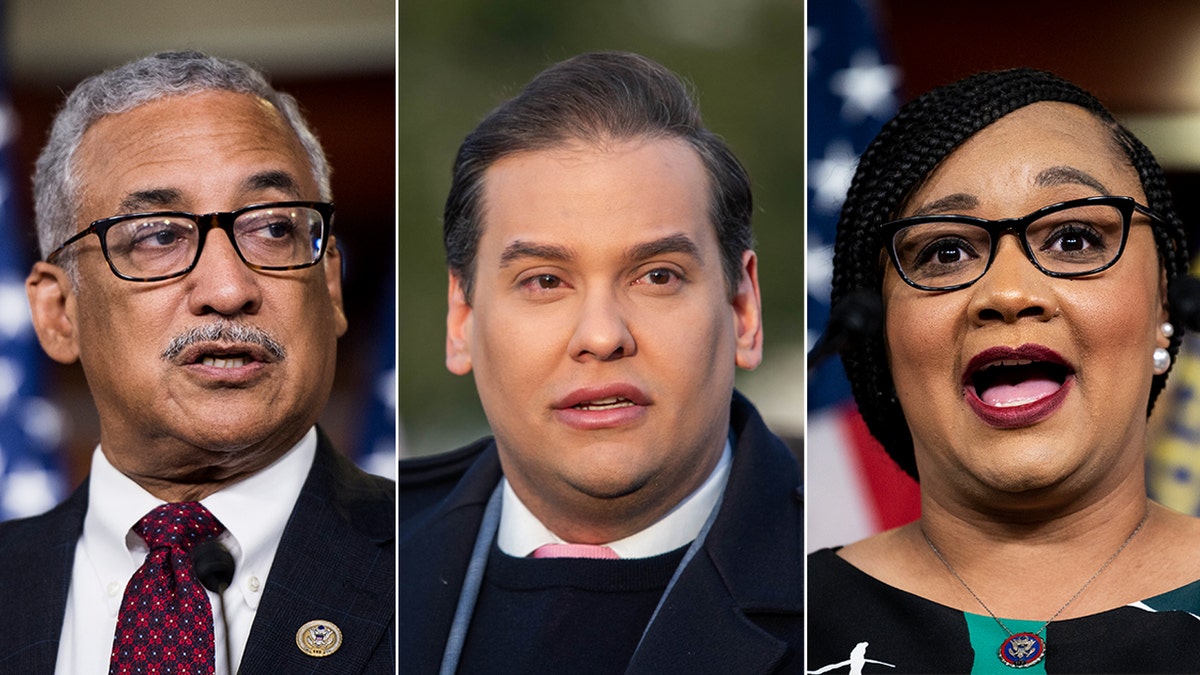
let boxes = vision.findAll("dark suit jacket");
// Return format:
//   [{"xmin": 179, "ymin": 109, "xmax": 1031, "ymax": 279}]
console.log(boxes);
[
  {"xmin": 399, "ymin": 392, "xmax": 803, "ymax": 674},
  {"xmin": 0, "ymin": 429, "xmax": 395, "ymax": 674}
]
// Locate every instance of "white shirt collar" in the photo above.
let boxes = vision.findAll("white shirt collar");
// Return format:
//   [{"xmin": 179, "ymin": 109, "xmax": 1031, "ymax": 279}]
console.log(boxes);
[
  {"xmin": 497, "ymin": 438, "xmax": 732, "ymax": 559},
  {"xmin": 201, "ymin": 429, "xmax": 316, "ymax": 609},
  {"xmin": 81, "ymin": 428, "xmax": 317, "ymax": 614}
]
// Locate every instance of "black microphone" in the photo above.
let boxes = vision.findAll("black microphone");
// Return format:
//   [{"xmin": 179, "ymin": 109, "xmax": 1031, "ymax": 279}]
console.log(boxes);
[
  {"xmin": 1169, "ymin": 275, "xmax": 1200, "ymax": 333},
  {"xmin": 192, "ymin": 540, "xmax": 236, "ymax": 674},
  {"xmin": 808, "ymin": 289, "xmax": 884, "ymax": 372}
]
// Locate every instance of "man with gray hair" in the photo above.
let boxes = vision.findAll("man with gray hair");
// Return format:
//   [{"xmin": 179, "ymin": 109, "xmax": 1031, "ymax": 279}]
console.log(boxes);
[{"xmin": 0, "ymin": 51, "xmax": 394, "ymax": 674}]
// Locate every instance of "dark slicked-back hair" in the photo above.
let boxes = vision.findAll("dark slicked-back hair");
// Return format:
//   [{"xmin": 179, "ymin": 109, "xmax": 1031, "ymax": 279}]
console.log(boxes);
[
  {"xmin": 443, "ymin": 51, "xmax": 753, "ymax": 301},
  {"xmin": 832, "ymin": 68, "xmax": 1190, "ymax": 480}
]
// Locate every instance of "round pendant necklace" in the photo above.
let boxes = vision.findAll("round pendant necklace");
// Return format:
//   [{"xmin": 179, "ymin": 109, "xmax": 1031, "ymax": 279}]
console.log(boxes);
[{"xmin": 921, "ymin": 510, "xmax": 1148, "ymax": 669}]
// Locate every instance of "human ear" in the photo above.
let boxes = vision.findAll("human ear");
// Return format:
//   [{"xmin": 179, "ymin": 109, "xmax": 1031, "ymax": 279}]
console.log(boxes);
[
  {"xmin": 445, "ymin": 272, "xmax": 474, "ymax": 375},
  {"xmin": 733, "ymin": 250, "xmax": 764, "ymax": 370},
  {"xmin": 323, "ymin": 237, "xmax": 349, "ymax": 338},
  {"xmin": 26, "ymin": 262, "xmax": 81, "ymax": 364}
]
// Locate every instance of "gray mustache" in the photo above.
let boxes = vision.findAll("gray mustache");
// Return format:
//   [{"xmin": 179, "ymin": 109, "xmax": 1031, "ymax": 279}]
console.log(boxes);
[{"xmin": 161, "ymin": 322, "xmax": 286, "ymax": 361}]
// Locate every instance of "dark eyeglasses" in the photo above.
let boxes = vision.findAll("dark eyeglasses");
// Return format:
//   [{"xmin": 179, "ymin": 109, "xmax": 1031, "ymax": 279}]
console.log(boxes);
[
  {"xmin": 882, "ymin": 195, "xmax": 1162, "ymax": 291},
  {"xmin": 46, "ymin": 201, "xmax": 334, "ymax": 282}
]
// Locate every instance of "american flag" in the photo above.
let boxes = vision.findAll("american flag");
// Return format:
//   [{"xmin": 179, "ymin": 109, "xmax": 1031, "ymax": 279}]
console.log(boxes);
[
  {"xmin": 355, "ymin": 266, "xmax": 396, "ymax": 480},
  {"xmin": 0, "ymin": 48, "xmax": 67, "ymax": 522},
  {"xmin": 806, "ymin": 0, "xmax": 918, "ymax": 551}
]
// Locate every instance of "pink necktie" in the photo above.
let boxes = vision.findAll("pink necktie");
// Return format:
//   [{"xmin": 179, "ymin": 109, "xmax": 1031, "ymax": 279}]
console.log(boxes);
[
  {"xmin": 532, "ymin": 543, "xmax": 620, "ymax": 559},
  {"xmin": 109, "ymin": 502, "xmax": 225, "ymax": 675}
]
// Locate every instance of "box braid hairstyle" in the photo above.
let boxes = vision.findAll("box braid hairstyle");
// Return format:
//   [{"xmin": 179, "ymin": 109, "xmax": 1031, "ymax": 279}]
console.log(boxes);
[{"xmin": 831, "ymin": 68, "xmax": 1190, "ymax": 480}]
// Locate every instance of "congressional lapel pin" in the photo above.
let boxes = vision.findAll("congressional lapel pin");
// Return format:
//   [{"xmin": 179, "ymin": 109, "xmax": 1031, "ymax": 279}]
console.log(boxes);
[{"xmin": 296, "ymin": 619, "xmax": 343, "ymax": 657}]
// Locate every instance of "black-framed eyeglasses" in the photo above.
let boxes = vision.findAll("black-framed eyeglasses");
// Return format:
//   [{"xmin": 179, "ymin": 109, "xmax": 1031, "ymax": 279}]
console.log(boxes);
[
  {"xmin": 882, "ymin": 195, "xmax": 1162, "ymax": 292},
  {"xmin": 45, "ymin": 201, "xmax": 334, "ymax": 282}
]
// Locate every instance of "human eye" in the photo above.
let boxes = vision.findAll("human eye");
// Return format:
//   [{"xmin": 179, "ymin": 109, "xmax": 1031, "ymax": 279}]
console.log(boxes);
[
  {"xmin": 116, "ymin": 217, "xmax": 194, "ymax": 252},
  {"xmin": 639, "ymin": 268, "xmax": 678, "ymax": 285},
  {"xmin": 240, "ymin": 211, "xmax": 299, "ymax": 241},
  {"xmin": 517, "ymin": 272, "xmax": 571, "ymax": 296},
  {"xmin": 1027, "ymin": 203, "xmax": 1128, "ymax": 272},
  {"xmin": 903, "ymin": 229, "xmax": 983, "ymax": 278},
  {"xmin": 1037, "ymin": 221, "xmax": 1108, "ymax": 259},
  {"xmin": 632, "ymin": 267, "xmax": 684, "ymax": 292}
]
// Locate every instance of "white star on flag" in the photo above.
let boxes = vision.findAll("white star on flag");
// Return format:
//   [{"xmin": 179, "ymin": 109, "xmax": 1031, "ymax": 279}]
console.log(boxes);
[
  {"xmin": 0, "ymin": 358, "xmax": 23, "ymax": 413},
  {"xmin": 1, "ymin": 465, "xmax": 59, "ymax": 518},
  {"xmin": 809, "ymin": 139, "xmax": 859, "ymax": 214},
  {"xmin": 807, "ymin": 232, "xmax": 834, "ymax": 302},
  {"xmin": 0, "ymin": 279, "xmax": 32, "ymax": 340},
  {"xmin": 830, "ymin": 48, "xmax": 900, "ymax": 122}
]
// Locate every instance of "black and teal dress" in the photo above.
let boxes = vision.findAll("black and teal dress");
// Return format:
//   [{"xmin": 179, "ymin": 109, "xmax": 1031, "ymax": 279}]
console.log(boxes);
[{"xmin": 808, "ymin": 547, "xmax": 1200, "ymax": 674}]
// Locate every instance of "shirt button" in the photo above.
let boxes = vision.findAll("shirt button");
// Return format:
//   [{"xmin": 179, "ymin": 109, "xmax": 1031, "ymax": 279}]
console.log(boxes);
[
  {"xmin": 107, "ymin": 581, "xmax": 122, "ymax": 597},
  {"xmin": 247, "ymin": 575, "xmax": 261, "ymax": 592}
]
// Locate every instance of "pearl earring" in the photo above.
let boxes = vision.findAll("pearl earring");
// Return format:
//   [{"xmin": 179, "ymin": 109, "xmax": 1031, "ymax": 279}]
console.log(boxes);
[
  {"xmin": 1153, "ymin": 347, "xmax": 1171, "ymax": 375},
  {"xmin": 1162, "ymin": 322, "xmax": 1175, "ymax": 339}
]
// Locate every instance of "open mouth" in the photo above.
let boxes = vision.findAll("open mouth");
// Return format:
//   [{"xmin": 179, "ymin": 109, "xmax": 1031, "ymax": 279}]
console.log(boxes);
[
  {"xmin": 552, "ymin": 384, "xmax": 650, "ymax": 430},
  {"xmin": 170, "ymin": 341, "xmax": 275, "ymax": 371},
  {"xmin": 971, "ymin": 359, "xmax": 1071, "ymax": 407},
  {"xmin": 572, "ymin": 396, "xmax": 636, "ymax": 411},
  {"xmin": 199, "ymin": 354, "xmax": 251, "ymax": 369}
]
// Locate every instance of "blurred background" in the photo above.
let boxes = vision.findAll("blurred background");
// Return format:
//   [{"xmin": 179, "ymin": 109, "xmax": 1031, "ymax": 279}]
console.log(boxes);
[
  {"xmin": 0, "ymin": 0, "xmax": 396, "ymax": 520},
  {"xmin": 808, "ymin": 0, "xmax": 1200, "ymax": 551},
  {"xmin": 398, "ymin": 0, "xmax": 804, "ymax": 458}
]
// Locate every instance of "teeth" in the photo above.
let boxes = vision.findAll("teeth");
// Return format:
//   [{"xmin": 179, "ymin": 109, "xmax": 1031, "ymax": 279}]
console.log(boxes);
[
  {"xmin": 984, "ymin": 359, "xmax": 1033, "ymax": 369},
  {"xmin": 575, "ymin": 396, "xmax": 634, "ymax": 411},
  {"xmin": 201, "ymin": 356, "xmax": 247, "ymax": 369},
  {"xmin": 992, "ymin": 395, "xmax": 1043, "ymax": 408}
]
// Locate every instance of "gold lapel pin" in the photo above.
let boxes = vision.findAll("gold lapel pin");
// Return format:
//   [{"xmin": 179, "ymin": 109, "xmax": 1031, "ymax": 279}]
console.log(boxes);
[{"xmin": 296, "ymin": 619, "xmax": 343, "ymax": 657}]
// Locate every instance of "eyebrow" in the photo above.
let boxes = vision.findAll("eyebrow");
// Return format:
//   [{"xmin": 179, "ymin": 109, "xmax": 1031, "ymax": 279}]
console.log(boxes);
[
  {"xmin": 910, "ymin": 193, "xmax": 979, "ymax": 217},
  {"xmin": 242, "ymin": 170, "xmax": 304, "ymax": 197},
  {"xmin": 497, "ymin": 233, "xmax": 703, "ymax": 269},
  {"xmin": 115, "ymin": 171, "xmax": 305, "ymax": 215},
  {"xmin": 119, "ymin": 188, "xmax": 184, "ymax": 214},
  {"xmin": 499, "ymin": 240, "xmax": 576, "ymax": 268},
  {"xmin": 906, "ymin": 166, "xmax": 1111, "ymax": 218},
  {"xmin": 624, "ymin": 233, "xmax": 702, "ymax": 264},
  {"xmin": 1035, "ymin": 166, "xmax": 1110, "ymax": 194}
]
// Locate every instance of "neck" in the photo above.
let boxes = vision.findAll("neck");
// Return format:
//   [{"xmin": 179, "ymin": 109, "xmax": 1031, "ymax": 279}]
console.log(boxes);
[
  {"xmin": 504, "ymin": 452, "xmax": 724, "ymax": 545},
  {"xmin": 915, "ymin": 483, "xmax": 1152, "ymax": 621},
  {"xmin": 515, "ymin": 486, "xmax": 687, "ymax": 545},
  {"xmin": 101, "ymin": 427, "xmax": 307, "ymax": 502}
]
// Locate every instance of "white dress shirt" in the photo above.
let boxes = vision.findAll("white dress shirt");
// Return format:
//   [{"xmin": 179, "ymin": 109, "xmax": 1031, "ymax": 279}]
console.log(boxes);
[
  {"xmin": 497, "ymin": 440, "xmax": 732, "ymax": 559},
  {"xmin": 55, "ymin": 428, "xmax": 317, "ymax": 675}
]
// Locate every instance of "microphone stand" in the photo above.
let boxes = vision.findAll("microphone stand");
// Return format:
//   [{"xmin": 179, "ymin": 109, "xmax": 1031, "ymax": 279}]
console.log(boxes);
[
  {"xmin": 1169, "ymin": 275, "xmax": 1200, "ymax": 333},
  {"xmin": 808, "ymin": 289, "xmax": 884, "ymax": 373},
  {"xmin": 192, "ymin": 540, "xmax": 237, "ymax": 675}
]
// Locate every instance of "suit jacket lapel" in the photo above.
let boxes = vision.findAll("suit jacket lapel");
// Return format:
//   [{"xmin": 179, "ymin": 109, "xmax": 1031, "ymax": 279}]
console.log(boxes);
[
  {"xmin": 239, "ymin": 431, "xmax": 395, "ymax": 674},
  {"xmin": 398, "ymin": 441, "xmax": 502, "ymax": 674},
  {"xmin": 627, "ymin": 393, "xmax": 804, "ymax": 674}
]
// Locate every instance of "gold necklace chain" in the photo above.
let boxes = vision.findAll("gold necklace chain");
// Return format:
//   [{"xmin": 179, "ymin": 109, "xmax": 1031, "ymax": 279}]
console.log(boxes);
[{"xmin": 921, "ymin": 509, "xmax": 1147, "ymax": 634}]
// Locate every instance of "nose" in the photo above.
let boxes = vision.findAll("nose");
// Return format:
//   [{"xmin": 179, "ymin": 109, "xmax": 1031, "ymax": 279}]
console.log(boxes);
[
  {"xmin": 967, "ymin": 234, "xmax": 1058, "ymax": 325},
  {"xmin": 184, "ymin": 229, "xmax": 263, "ymax": 317},
  {"xmin": 567, "ymin": 287, "xmax": 636, "ymax": 362}
]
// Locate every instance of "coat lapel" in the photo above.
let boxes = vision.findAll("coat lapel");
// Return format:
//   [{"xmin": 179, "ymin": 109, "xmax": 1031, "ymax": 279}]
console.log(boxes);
[
  {"xmin": 628, "ymin": 393, "xmax": 804, "ymax": 674},
  {"xmin": 238, "ymin": 431, "xmax": 395, "ymax": 674},
  {"xmin": 398, "ymin": 441, "xmax": 502, "ymax": 674}
]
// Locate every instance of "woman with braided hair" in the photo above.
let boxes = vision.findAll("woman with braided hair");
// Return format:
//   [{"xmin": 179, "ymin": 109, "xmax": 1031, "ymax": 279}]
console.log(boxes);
[{"xmin": 807, "ymin": 69, "xmax": 1199, "ymax": 673}]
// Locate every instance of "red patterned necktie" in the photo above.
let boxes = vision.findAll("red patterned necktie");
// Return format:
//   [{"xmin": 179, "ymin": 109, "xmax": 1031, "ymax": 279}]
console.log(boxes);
[{"xmin": 109, "ymin": 502, "xmax": 225, "ymax": 675}]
